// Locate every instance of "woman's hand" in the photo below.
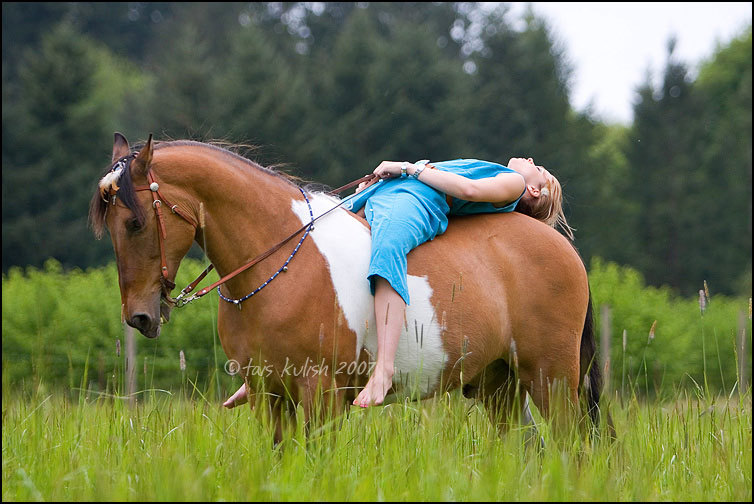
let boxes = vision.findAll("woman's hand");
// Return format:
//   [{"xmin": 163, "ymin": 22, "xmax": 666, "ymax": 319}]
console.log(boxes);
[{"xmin": 373, "ymin": 161, "xmax": 405, "ymax": 179}]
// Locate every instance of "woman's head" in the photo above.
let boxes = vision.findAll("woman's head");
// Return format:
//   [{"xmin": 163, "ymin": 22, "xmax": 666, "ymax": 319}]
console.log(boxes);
[{"xmin": 507, "ymin": 157, "xmax": 574, "ymax": 241}]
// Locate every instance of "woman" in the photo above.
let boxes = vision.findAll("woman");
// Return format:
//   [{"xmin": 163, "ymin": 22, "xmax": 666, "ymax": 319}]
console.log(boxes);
[
  {"xmin": 349, "ymin": 157, "xmax": 572, "ymax": 408},
  {"xmin": 223, "ymin": 157, "xmax": 572, "ymax": 409}
]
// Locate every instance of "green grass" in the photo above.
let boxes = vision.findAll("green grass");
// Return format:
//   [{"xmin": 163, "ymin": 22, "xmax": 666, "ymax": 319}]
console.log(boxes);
[{"xmin": 2, "ymin": 385, "xmax": 751, "ymax": 501}]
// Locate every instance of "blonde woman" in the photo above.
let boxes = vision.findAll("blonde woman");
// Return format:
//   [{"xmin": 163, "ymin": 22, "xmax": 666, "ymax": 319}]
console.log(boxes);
[{"xmin": 349, "ymin": 157, "xmax": 572, "ymax": 407}]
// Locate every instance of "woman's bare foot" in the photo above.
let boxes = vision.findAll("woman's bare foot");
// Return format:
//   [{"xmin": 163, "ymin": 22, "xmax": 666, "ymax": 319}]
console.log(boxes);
[
  {"xmin": 353, "ymin": 366, "xmax": 394, "ymax": 407},
  {"xmin": 223, "ymin": 383, "xmax": 248, "ymax": 408},
  {"xmin": 353, "ymin": 278, "xmax": 404, "ymax": 408}
]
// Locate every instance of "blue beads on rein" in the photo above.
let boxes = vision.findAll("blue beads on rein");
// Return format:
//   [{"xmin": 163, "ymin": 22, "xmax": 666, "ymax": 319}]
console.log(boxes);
[{"xmin": 217, "ymin": 187, "xmax": 314, "ymax": 308}]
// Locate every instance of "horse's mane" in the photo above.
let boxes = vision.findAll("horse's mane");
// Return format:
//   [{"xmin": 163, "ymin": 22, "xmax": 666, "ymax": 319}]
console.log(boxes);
[
  {"xmin": 158, "ymin": 140, "xmax": 304, "ymax": 187},
  {"xmin": 88, "ymin": 139, "xmax": 309, "ymax": 239}
]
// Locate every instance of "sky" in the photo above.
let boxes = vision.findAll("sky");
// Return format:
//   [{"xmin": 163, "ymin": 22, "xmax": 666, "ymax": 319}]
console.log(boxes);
[{"xmin": 506, "ymin": 2, "xmax": 752, "ymax": 124}]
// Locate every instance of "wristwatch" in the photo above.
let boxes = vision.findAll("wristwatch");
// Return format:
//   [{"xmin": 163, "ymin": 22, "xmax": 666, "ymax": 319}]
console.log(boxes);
[
  {"xmin": 400, "ymin": 161, "xmax": 409, "ymax": 178},
  {"xmin": 411, "ymin": 159, "xmax": 430, "ymax": 179}
]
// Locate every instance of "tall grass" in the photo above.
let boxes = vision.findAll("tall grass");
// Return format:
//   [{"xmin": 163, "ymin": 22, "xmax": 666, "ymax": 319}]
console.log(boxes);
[{"xmin": 2, "ymin": 381, "xmax": 751, "ymax": 501}]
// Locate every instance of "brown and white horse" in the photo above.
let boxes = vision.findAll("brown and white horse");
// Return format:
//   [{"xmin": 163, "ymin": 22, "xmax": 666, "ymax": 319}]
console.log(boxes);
[{"xmin": 90, "ymin": 133, "xmax": 607, "ymax": 439}]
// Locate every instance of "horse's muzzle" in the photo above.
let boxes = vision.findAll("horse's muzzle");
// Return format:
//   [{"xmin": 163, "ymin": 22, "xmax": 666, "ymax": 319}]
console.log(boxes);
[{"xmin": 129, "ymin": 312, "xmax": 161, "ymax": 339}]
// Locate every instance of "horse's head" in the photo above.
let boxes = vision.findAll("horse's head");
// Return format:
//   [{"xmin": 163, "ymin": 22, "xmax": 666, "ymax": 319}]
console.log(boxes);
[{"xmin": 89, "ymin": 133, "xmax": 197, "ymax": 338}]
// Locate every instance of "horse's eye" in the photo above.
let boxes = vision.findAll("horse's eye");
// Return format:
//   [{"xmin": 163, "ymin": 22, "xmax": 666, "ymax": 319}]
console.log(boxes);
[{"xmin": 126, "ymin": 218, "xmax": 143, "ymax": 233}]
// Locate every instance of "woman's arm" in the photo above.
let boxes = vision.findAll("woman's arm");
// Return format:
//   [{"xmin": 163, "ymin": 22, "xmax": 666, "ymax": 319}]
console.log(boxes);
[{"xmin": 372, "ymin": 161, "xmax": 525, "ymax": 205}]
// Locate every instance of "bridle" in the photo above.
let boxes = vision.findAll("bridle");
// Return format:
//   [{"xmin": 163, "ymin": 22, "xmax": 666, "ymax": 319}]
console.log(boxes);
[
  {"xmin": 106, "ymin": 152, "xmax": 379, "ymax": 310},
  {"xmin": 107, "ymin": 152, "xmax": 194, "ymax": 300}
]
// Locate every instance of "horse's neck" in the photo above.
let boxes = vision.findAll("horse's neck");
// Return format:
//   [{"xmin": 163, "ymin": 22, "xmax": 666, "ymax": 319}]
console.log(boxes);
[{"xmin": 159, "ymin": 148, "xmax": 302, "ymax": 289}]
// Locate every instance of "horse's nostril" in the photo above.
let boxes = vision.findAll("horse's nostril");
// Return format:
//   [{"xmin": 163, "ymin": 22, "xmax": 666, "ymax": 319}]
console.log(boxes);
[{"xmin": 130, "ymin": 313, "xmax": 152, "ymax": 332}]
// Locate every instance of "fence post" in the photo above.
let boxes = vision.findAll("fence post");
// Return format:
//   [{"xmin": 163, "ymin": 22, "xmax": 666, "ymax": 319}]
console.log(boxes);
[
  {"xmin": 738, "ymin": 310, "xmax": 748, "ymax": 393},
  {"xmin": 600, "ymin": 304, "xmax": 612, "ymax": 395},
  {"xmin": 124, "ymin": 324, "xmax": 136, "ymax": 405}
]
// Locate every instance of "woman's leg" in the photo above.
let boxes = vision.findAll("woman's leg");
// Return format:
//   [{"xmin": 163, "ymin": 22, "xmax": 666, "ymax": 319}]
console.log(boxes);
[{"xmin": 353, "ymin": 276, "xmax": 406, "ymax": 407}]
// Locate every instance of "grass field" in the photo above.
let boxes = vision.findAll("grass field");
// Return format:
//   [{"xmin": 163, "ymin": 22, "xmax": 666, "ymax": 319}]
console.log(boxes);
[{"xmin": 2, "ymin": 384, "xmax": 751, "ymax": 501}]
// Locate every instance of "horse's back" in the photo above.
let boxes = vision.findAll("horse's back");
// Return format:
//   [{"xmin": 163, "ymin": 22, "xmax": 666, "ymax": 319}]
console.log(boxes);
[{"xmin": 407, "ymin": 211, "xmax": 589, "ymax": 386}]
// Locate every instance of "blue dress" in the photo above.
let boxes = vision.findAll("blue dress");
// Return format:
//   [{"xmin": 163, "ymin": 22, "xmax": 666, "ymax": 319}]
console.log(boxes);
[{"xmin": 342, "ymin": 159, "xmax": 525, "ymax": 305}]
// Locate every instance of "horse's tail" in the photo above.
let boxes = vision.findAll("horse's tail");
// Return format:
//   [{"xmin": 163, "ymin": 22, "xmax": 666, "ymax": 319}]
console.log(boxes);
[{"xmin": 579, "ymin": 289, "xmax": 616, "ymax": 437}]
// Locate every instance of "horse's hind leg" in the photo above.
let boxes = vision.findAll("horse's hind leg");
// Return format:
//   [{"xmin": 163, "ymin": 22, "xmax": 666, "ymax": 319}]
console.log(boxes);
[
  {"xmin": 464, "ymin": 359, "xmax": 540, "ymax": 443},
  {"xmin": 520, "ymin": 359, "xmax": 580, "ymax": 442}
]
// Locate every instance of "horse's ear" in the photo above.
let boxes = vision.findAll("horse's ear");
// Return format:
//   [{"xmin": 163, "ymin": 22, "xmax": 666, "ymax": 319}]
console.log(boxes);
[
  {"xmin": 131, "ymin": 133, "xmax": 154, "ymax": 178},
  {"xmin": 112, "ymin": 132, "xmax": 130, "ymax": 163}
]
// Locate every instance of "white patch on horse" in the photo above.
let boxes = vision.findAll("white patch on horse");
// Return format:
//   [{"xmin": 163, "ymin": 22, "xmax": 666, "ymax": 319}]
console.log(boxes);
[{"xmin": 291, "ymin": 193, "xmax": 448, "ymax": 396}]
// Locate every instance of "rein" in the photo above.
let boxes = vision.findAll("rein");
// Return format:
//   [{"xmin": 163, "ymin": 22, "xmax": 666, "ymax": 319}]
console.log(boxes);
[{"xmin": 108, "ymin": 152, "xmax": 379, "ymax": 309}]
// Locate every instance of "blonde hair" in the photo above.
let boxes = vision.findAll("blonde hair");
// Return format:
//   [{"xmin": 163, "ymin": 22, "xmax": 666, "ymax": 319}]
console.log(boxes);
[{"xmin": 516, "ymin": 172, "xmax": 575, "ymax": 241}]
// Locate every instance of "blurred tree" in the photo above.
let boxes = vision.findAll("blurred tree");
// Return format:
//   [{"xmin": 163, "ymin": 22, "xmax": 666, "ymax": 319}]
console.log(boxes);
[
  {"xmin": 1, "ymin": 2, "xmax": 176, "ymax": 74},
  {"xmin": 213, "ymin": 19, "xmax": 312, "ymax": 173},
  {"xmin": 304, "ymin": 6, "xmax": 470, "ymax": 185},
  {"xmin": 468, "ymin": 7, "xmax": 572, "ymax": 162},
  {"xmin": 2, "ymin": 2, "xmax": 71, "ymax": 78},
  {"xmin": 574, "ymin": 122, "xmax": 639, "ymax": 265},
  {"xmin": 2, "ymin": 22, "xmax": 144, "ymax": 271},
  {"xmin": 694, "ymin": 27, "xmax": 752, "ymax": 295},
  {"xmin": 627, "ymin": 38, "xmax": 709, "ymax": 295},
  {"xmin": 141, "ymin": 19, "xmax": 220, "ymax": 139}
]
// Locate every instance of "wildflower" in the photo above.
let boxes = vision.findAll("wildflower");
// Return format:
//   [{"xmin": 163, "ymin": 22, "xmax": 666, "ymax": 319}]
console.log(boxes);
[
  {"xmin": 622, "ymin": 329, "xmax": 627, "ymax": 352},
  {"xmin": 179, "ymin": 350, "xmax": 186, "ymax": 372},
  {"xmin": 648, "ymin": 320, "xmax": 657, "ymax": 342}
]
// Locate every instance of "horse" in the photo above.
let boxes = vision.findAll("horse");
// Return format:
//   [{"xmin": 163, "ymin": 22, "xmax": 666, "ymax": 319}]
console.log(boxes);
[{"xmin": 89, "ymin": 132, "xmax": 608, "ymax": 441}]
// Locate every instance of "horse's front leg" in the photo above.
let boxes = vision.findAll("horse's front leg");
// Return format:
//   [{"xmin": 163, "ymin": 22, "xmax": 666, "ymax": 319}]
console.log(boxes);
[{"xmin": 295, "ymin": 372, "xmax": 348, "ymax": 434}]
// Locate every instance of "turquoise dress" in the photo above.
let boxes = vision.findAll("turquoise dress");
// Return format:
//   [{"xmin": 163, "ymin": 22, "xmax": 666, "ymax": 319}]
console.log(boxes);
[{"xmin": 342, "ymin": 159, "xmax": 525, "ymax": 305}]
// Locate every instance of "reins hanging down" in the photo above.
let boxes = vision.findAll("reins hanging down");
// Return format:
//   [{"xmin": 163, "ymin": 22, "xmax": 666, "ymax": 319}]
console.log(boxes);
[{"xmin": 174, "ymin": 173, "xmax": 379, "ymax": 308}]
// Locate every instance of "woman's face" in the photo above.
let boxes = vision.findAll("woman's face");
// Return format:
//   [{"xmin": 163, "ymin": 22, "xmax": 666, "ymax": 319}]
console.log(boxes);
[{"xmin": 508, "ymin": 157, "xmax": 552, "ymax": 190}]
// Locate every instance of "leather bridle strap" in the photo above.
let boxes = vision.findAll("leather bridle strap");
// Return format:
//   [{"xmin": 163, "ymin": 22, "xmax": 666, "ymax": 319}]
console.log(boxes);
[
  {"xmin": 326, "ymin": 173, "xmax": 379, "ymax": 195},
  {"xmin": 132, "ymin": 171, "xmax": 199, "ymax": 294}
]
